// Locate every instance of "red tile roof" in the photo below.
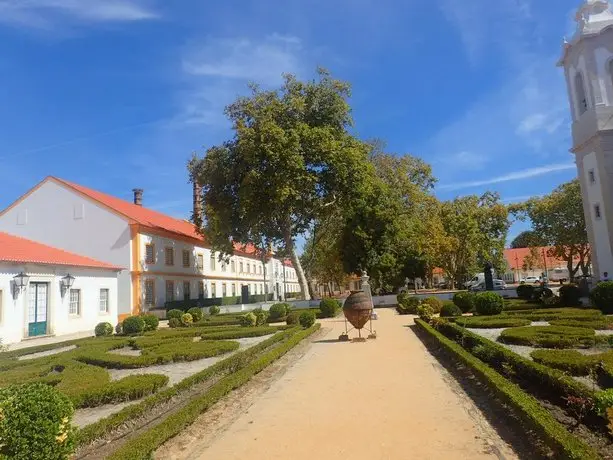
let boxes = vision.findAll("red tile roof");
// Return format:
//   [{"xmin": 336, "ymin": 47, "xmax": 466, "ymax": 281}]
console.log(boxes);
[
  {"xmin": 50, "ymin": 177, "xmax": 264, "ymax": 259},
  {"xmin": 0, "ymin": 232, "xmax": 122, "ymax": 270},
  {"xmin": 504, "ymin": 246, "xmax": 579, "ymax": 270}
]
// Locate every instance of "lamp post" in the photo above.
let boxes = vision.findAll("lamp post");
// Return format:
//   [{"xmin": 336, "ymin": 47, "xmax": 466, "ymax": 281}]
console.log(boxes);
[{"xmin": 12, "ymin": 272, "xmax": 30, "ymax": 298}]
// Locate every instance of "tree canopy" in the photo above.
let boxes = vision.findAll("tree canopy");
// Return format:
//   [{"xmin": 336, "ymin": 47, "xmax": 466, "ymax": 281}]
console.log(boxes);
[{"xmin": 510, "ymin": 230, "xmax": 544, "ymax": 249}]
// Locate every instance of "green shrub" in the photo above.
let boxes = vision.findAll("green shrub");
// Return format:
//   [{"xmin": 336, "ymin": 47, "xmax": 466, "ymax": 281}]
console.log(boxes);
[
  {"xmin": 168, "ymin": 318, "xmax": 181, "ymax": 328},
  {"xmin": 95, "ymin": 322, "xmax": 113, "ymax": 337},
  {"xmin": 452, "ymin": 291, "xmax": 475, "ymax": 313},
  {"xmin": 559, "ymin": 284, "xmax": 582, "ymax": 307},
  {"xmin": 319, "ymin": 298, "xmax": 340, "ymax": 318},
  {"xmin": 456, "ymin": 316, "xmax": 531, "ymax": 329},
  {"xmin": 0, "ymin": 383, "xmax": 76, "ymax": 460},
  {"xmin": 594, "ymin": 389, "xmax": 613, "ymax": 415},
  {"xmin": 542, "ymin": 295, "xmax": 560, "ymax": 307},
  {"xmin": 505, "ymin": 308, "xmax": 602, "ymax": 321},
  {"xmin": 268, "ymin": 303, "xmax": 290, "ymax": 322},
  {"xmin": 209, "ymin": 305, "xmax": 221, "ymax": 316},
  {"xmin": 440, "ymin": 303, "xmax": 462, "ymax": 317},
  {"xmin": 516, "ymin": 284, "xmax": 535, "ymax": 300},
  {"xmin": 549, "ymin": 318, "xmax": 613, "ymax": 329},
  {"xmin": 187, "ymin": 307, "xmax": 203, "ymax": 322},
  {"xmin": 286, "ymin": 311, "xmax": 300, "ymax": 326},
  {"xmin": 533, "ymin": 287, "xmax": 554, "ymax": 302},
  {"xmin": 122, "ymin": 316, "xmax": 145, "ymax": 335},
  {"xmin": 166, "ymin": 309, "xmax": 183, "ymax": 321},
  {"xmin": 499, "ymin": 326, "xmax": 600, "ymax": 348},
  {"xmin": 421, "ymin": 296, "xmax": 443, "ymax": 313},
  {"xmin": 240, "ymin": 312, "xmax": 257, "ymax": 327},
  {"xmin": 115, "ymin": 323, "xmax": 123, "ymax": 335},
  {"xmin": 590, "ymin": 281, "xmax": 613, "ymax": 314},
  {"xmin": 396, "ymin": 295, "xmax": 420, "ymax": 315},
  {"xmin": 416, "ymin": 305, "xmax": 433, "ymax": 322},
  {"xmin": 180, "ymin": 313, "xmax": 193, "ymax": 327},
  {"xmin": 252, "ymin": 308, "xmax": 269, "ymax": 326},
  {"xmin": 530, "ymin": 349, "xmax": 603, "ymax": 376},
  {"xmin": 474, "ymin": 292, "xmax": 504, "ymax": 316},
  {"xmin": 140, "ymin": 314, "xmax": 159, "ymax": 332},
  {"xmin": 299, "ymin": 311, "xmax": 316, "ymax": 328}
]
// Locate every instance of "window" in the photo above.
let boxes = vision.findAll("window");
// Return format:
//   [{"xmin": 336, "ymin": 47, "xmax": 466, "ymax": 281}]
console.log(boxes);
[
  {"xmin": 595, "ymin": 204, "xmax": 602, "ymax": 220},
  {"xmin": 165, "ymin": 247, "xmax": 174, "ymax": 266},
  {"xmin": 183, "ymin": 250, "xmax": 190, "ymax": 268},
  {"xmin": 231, "ymin": 260, "xmax": 236, "ymax": 272},
  {"xmin": 197, "ymin": 254, "xmax": 204, "ymax": 270},
  {"xmin": 258, "ymin": 265, "xmax": 262, "ymax": 275},
  {"xmin": 222, "ymin": 283, "xmax": 227, "ymax": 297},
  {"xmin": 211, "ymin": 283, "xmax": 217, "ymax": 298},
  {"xmin": 166, "ymin": 280, "xmax": 175, "ymax": 302},
  {"xmin": 575, "ymin": 72, "xmax": 588, "ymax": 115},
  {"xmin": 198, "ymin": 281, "xmax": 205, "ymax": 299},
  {"xmin": 210, "ymin": 253, "xmax": 216, "ymax": 271},
  {"xmin": 232, "ymin": 283, "xmax": 236, "ymax": 296},
  {"xmin": 69, "ymin": 289, "xmax": 81, "ymax": 316},
  {"xmin": 183, "ymin": 281, "xmax": 190, "ymax": 300},
  {"xmin": 589, "ymin": 169, "xmax": 596, "ymax": 184},
  {"xmin": 99, "ymin": 289, "xmax": 109, "ymax": 313},
  {"xmin": 145, "ymin": 244, "xmax": 155, "ymax": 264},
  {"xmin": 222, "ymin": 262, "xmax": 227, "ymax": 272},
  {"xmin": 145, "ymin": 280, "xmax": 155, "ymax": 306},
  {"xmin": 239, "ymin": 262, "xmax": 244, "ymax": 273},
  {"xmin": 258, "ymin": 284, "xmax": 261, "ymax": 295}
]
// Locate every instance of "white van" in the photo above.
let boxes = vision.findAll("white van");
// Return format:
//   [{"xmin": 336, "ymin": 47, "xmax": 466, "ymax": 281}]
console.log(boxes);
[{"xmin": 465, "ymin": 272, "xmax": 499, "ymax": 289}]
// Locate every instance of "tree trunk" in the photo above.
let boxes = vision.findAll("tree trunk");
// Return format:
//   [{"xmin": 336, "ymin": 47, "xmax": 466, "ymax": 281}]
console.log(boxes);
[{"xmin": 283, "ymin": 226, "xmax": 311, "ymax": 301}]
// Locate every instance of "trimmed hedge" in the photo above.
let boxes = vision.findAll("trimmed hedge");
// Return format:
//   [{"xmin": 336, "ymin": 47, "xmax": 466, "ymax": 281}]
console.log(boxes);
[
  {"xmin": 167, "ymin": 309, "xmax": 183, "ymax": 321},
  {"xmin": 141, "ymin": 314, "xmax": 159, "ymax": 332},
  {"xmin": 517, "ymin": 284, "xmax": 536, "ymax": 300},
  {"xmin": 415, "ymin": 319, "xmax": 599, "ymax": 460},
  {"xmin": 396, "ymin": 294, "xmax": 420, "ymax": 315},
  {"xmin": 187, "ymin": 307, "xmax": 203, "ymax": 322},
  {"xmin": 319, "ymin": 298, "xmax": 340, "ymax": 318},
  {"xmin": 530, "ymin": 349, "xmax": 601, "ymax": 376},
  {"xmin": 455, "ymin": 316, "xmax": 531, "ymax": 329},
  {"xmin": 421, "ymin": 297, "xmax": 443, "ymax": 314},
  {"xmin": 452, "ymin": 291, "xmax": 475, "ymax": 313},
  {"xmin": 268, "ymin": 303, "xmax": 290, "ymax": 322},
  {"xmin": 559, "ymin": 284, "xmax": 582, "ymax": 307},
  {"xmin": 549, "ymin": 318, "xmax": 613, "ymax": 330},
  {"xmin": 590, "ymin": 281, "xmax": 613, "ymax": 314},
  {"xmin": 106, "ymin": 324, "xmax": 321, "ymax": 460},
  {"xmin": 122, "ymin": 316, "xmax": 145, "ymax": 335},
  {"xmin": 440, "ymin": 303, "xmax": 462, "ymax": 318},
  {"xmin": 95, "ymin": 322, "xmax": 114, "ymax": 337},
  {"xmin": 474, "ymin": 291, "xmax": 504, "ymax": 316},
  {"xmin": 498, "ymin": 326, "xmax": 602, "ymax": 349},
  {"xmin": 505, "ymin": 308, "xmax": 602, "ymax": 322},
  {"xmin": 299, "ymin": 310, "xmax": 316, "ymax": 328}
]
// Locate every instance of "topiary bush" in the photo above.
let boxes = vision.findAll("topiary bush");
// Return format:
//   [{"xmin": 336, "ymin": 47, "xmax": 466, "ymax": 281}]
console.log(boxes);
[
  {"xmin": 122, "ymin": 316, "xmax": 145, "ymax": 335},
  {"xmin": 240, "ymin": 312, "xmax": 257, "ymax": 327},
  {"xmin": 396, "ymin": 295, "xmax": 420, "ymax": 315},
  {"xmin": 94, "ymin": 322, "xmax": 113, "ymax": 337},
  {"xmin": 115, "ymin": 322, "xmax": 123, "ymax": 335},
  {"xmin": 590, "ymin": 281, "xmax": 613, "ymax": 314},
  {"xmin": 416, "ymin": 305, "xmax": 433, "ymax": 322},
  {"xmin": 286, "ymin": 311, "xmax": 300, "ymax": 326},
  {"xmin": 187, "ymin": 307, "xmax": 203, "ymax": 322},
  {"xmin": 516, "ymin": 284, "xmax": 535, "ymax": 300},
  {"xmin": 252, "ymin": 308, "xmax": 269, "ymax": 326},
  {"xmin": 180, "ymin": 313, "xmax": 193, "ymax": 327},
  {"xmin": 440, "ymin": 303, "xmax": 462, "ymax": 318},
  {"xmin": 421, "ymin": 296, "xmax": 443, "ymax": 313},
  {"xmin": 140, "ymin": 314, "xmax": 159, "ymax": 332},
  {"xmin": 299, "ymin": 310, "xmax": 316, "ymax": 328},
  {"xmin": 319, "ymin": 298, "xmax": 340, "ymax": 318},
  {"xmin": 452, "ymin": 291, "xmax": 475, "ymax": 313},
  {"xmin": 269, "ymin": 303, "xmax": 290, "ymax": 322},
  {"xmin": 167, "ymin": 309, "xmax": 183, "ymax": 321},
  {"xmin": 209, "ymin": 305, "xmax": 221, "ymax": 316},
  {"xmin": 474, "ymin": 292, "xmax": 504, "ymax": 316},
  {"xmin": 0, "ymin": 383, "xmax": 76, "ymax": 460},
  {"xmin": 168, "ymin": 317, "xmax": 182, "ymax": 328},
  {"xmin": 559, "ymin": 284, "xmax": 582, "ymax": 307}
]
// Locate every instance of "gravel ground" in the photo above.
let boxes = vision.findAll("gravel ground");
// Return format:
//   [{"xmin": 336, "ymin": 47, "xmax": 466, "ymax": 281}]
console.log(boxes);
[
  {"xmin": 109, "ymin": 346, "xmax": 142, "ymax": 356},
  {"xmin": 17, "ymin": 345, "xmax": 76, "ymax": 360}
]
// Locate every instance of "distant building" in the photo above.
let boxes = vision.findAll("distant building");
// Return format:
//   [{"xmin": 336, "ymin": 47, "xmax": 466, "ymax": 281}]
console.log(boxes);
[
  {"xmin": 0, "ymin": 177, "xmax": 299, "ymax": 321},
  {"xmin": 558, "ymin": 0, "xmax": 613, "ymax": 281},
  {"xmin": 502, "ymin": 247, "xmax": 590, "ymax": 283}
]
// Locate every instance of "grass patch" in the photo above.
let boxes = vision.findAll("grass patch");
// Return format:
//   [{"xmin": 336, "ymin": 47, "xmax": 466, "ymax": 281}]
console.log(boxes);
[
  {"xmin": 499, "ymin": 326, "xmax": 603, "ymax": 349},
  {"xmin": 530, "ymin": 350, "xmax": 602, "ymax": 376},
  {"xmin": 456, "ymin": 316, "xmax": 531, "ymax": 329},
  {"xmin": 549, "ymin": 319, "xmax": 613, "ymax": 330},
  {"xmin": 504, "ymin": 308, "xmax": 602, "ymax": 322},
  {"xmin": 416, "ymin": 319, "xmax": 599, "ymax": 460}
]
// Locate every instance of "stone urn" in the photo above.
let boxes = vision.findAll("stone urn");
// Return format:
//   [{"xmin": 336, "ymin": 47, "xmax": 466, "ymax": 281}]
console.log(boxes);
[{"xmin": 343, "ymin": 291, "xmax": 373, "ymax": 330}]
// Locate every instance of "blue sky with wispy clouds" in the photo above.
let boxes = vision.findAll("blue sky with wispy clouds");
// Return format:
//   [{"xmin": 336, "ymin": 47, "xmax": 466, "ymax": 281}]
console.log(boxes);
[{"xmin": 0, "ymin": 0, "xmax": 583, "ymax": 244}]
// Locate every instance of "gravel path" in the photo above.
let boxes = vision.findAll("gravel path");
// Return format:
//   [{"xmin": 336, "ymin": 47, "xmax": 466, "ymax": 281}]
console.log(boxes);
[{"xmin": 17, "ymin": 345, "xmax": 76, "ymax": 360}]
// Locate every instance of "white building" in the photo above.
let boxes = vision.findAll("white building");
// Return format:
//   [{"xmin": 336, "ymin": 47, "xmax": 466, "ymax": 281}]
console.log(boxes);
[
  {"xmin": 0, "ymin": 177, "xmax": 299, "ymax": 321},
  {"xmin": 559, "ymin": 0, "xmax": 613, "ymax": 280},
  {"xmin": 0, "ymin": 231, "xmax": 120, "ymax": 344}
]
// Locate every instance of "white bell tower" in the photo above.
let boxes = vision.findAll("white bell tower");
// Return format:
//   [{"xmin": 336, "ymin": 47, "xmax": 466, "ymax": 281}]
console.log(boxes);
[{"xmin": 559, "ymin": 0, "xmax": 613, "ymax": 280}]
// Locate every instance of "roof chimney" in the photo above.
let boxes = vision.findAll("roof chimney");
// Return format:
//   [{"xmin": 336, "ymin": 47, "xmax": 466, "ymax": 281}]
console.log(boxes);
[
  {"xmin": 132, "ymin": 188, "xmax": 143, "ymax": 206},
  {"xmin": 192, "ymin": 181, "xmax": 203, "ymax": 224}
]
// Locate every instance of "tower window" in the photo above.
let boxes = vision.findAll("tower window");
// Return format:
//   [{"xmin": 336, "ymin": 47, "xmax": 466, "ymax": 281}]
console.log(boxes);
[
  {"xmin": 589, "ymin": 170, "xmax": 596, "ymax": 184},
  {"xmin": 595, "ymin": 204, "xmax": 602, "ymax": 220},
  {"xmin": 575, "ymin": 72, "xmax": 588, "ymax": 115}
]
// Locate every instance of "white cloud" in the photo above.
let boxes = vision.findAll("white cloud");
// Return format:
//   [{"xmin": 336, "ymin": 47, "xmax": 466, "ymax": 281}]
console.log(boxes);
[
  {"xmin": 438, "ymin": 163, "xmax": 575, "ymax": 191},
  {"xmin": 501, "ymin": 194, "xmax": 543, "ymax": 204},
  {"xmin": 0, "ymin": 0, "xmax": 157, "ymax": 28}
]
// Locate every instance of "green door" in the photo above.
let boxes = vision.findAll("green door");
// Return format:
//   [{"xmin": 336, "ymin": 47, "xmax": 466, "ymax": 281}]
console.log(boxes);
[{"xmin": 28, "ymin": 282, "xmax": 48, "ymax": 337}]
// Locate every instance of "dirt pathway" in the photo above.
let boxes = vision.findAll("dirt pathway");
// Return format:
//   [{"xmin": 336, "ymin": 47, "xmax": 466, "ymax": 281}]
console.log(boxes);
[{"xmin": 158, "ymin": 309, "xmax": 520, "ymax": 460}]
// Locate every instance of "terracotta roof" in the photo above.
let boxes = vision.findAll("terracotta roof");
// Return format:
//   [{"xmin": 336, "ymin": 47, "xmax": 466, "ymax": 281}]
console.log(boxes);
[
  {"xmin": 0, "ymin": 232, "xmax": 122, "ymax": 270},
  {"xmin": 49, "ymin": 177, "xmax": 263, "ymax": 259},
  {"xmin": 504, "ymin": 247, "xmax": 580, "ymax": 270}
]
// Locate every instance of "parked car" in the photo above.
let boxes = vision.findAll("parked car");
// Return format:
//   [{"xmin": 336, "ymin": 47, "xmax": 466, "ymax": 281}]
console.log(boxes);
[
  {"xmin": 520, "ymin": 276, "xmax": 540, "ymax": 284},
  {"xmin": 469, "ymin": 279, "xmax": 507, "ymax": 291}
]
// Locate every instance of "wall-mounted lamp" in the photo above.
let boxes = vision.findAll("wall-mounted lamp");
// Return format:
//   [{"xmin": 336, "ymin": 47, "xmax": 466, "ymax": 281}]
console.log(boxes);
[
  {"xmin": 61, "ymin": 274, "xmax": 75, "ymax": 296},
  {"xmin": 12, "ymin": 272, "xmax": 30, "ymax": 297}
]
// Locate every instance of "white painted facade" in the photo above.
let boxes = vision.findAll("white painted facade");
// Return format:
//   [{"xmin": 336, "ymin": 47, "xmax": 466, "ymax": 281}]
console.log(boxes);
[
  {"xmin": 0, "ymin": 178, "xmax": 299, "ymax": 318},
  {"xmin": 0, "ymin": 263, "xmax": 118, "ymax": 345}
]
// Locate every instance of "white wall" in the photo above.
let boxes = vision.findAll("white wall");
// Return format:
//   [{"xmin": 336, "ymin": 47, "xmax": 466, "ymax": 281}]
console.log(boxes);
[
  {"xmin": 0, "ymin": 180, "xmax": 132, "ymax": 314},
  {"xmin": 583, "ymin": 152, "xmax": 613, "ymax": 277},
  {"xmin": 0, "ymin": 263, "xmax": 118, "ymax": 345}
]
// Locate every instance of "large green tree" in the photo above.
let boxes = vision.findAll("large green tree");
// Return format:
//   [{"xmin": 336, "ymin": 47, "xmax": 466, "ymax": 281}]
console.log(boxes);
[
  {"xmin": 511, "ymin": 179, "xmax": 590, "ymax": 280},
  {"xmin": 510, "ymin": 230, "xmax": 544, "ymax": 249},
  {"xmin": 189, "ymin": 69, "xmax": 372, "ymax": 300}
]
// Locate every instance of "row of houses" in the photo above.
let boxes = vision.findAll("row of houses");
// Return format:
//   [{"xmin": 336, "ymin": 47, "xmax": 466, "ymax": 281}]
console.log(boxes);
[{"xmin": 0, "ymin": 177, "xmax": 299, "ymax": 344}]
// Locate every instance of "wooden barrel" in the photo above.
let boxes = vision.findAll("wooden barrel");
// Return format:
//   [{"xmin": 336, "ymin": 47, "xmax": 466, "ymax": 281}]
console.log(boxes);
[{"xmin": 343, "ymin": 291, "xmax": 372, "ymax": 329}]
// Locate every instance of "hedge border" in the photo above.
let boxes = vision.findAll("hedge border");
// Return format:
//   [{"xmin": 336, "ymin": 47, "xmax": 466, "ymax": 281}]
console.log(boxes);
[
  {"xmin": 107, "ymin": 324, "xmax": 321, "ymax": 459},
  {"xmin": 415, "ymin": 319, "xmax": 599, "ymax": 460}
]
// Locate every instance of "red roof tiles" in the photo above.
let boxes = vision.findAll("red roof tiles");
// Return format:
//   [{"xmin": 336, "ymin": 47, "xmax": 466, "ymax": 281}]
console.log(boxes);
[{"xmin": 0, "ymin": 232, "xmax": 122, "ymax": 270}]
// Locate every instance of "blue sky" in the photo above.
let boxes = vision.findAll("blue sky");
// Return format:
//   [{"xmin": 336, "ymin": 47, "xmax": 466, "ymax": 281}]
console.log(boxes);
[{"xmin": 0, "ymin": 0, "xmax": 583, "ymax": 245}]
